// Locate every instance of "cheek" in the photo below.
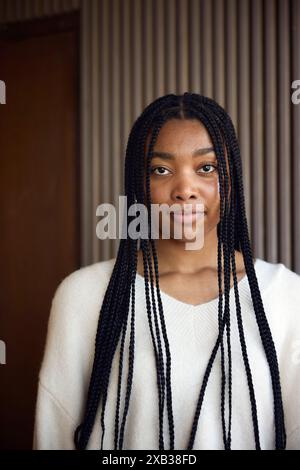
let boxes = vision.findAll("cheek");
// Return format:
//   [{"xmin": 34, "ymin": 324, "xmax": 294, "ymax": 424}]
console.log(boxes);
[
  {"xmin": 143, "ymin": 178, "xmax": 166, "ymax": 204},
  {"xmin": 149, "ymin": 181, "xmax": 168, "ymax": 204},
  {"xmin": 204, "ymin": 180, "xmax": 220, "ymax": 205}
]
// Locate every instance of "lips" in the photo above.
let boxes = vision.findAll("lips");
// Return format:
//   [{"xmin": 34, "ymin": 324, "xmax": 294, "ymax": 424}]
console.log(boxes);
[
  {"xmin": 174, "ymin": 209, "xmax": 205, "ymax": 214},
  {"xmin": 172, "ymin": 211, "xmax": 205, "ymax": 223},
  {"xmin": 172, "ymin": 204, "xmax": 206, "ymax": 215}
]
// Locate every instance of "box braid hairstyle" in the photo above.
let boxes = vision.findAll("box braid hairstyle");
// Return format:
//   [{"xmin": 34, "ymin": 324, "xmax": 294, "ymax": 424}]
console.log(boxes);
[{"xmin": 74, "ymin": 92, "xmax": 286, "ymax": 450}]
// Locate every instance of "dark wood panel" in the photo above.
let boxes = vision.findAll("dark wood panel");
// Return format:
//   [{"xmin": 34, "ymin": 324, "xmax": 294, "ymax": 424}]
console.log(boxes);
[{"xmin": 0, "ymin": 12, "xmax": 80, "ymax": 449}]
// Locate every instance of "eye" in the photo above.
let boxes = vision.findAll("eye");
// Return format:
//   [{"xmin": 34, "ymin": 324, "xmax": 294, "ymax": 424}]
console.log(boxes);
[
  {"xmin": 198, "ymin": 164, "xmax": 218, "ymax": 175},
  {"xmin": 150, "ymin": 166, "xmax": 170, "ymax": 176}
]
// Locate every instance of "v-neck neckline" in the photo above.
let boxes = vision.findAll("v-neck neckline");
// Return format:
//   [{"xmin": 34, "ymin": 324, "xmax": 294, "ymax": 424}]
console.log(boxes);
[{"xmin": 135, "ymin": 259, "xmax": 259, "ymax": 312}]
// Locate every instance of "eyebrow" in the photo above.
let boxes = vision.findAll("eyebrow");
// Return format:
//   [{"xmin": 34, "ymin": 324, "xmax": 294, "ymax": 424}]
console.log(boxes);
[{"xmin": 150, "ymin": 147, "xmax": 215, "ymax": 160}]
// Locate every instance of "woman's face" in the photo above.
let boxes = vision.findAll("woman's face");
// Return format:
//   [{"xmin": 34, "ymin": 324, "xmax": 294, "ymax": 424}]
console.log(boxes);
[{"xmin": 143, "ymin": 118, "xmax": 225, "ymax": 243}]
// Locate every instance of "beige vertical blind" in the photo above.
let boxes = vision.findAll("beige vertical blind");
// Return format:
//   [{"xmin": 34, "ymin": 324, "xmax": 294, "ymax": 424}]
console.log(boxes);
[{"xmin": 1, "ymin": 0, "xmax": 299, "ymax": 273}]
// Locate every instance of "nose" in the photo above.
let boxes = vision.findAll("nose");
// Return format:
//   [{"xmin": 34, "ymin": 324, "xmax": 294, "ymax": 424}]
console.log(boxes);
[
  {"xmin": 174, "ymin": 192, "xmax": 197, "ymax": 202},
  {"xmin": 171, "ymin": 177, "xmax": 200, "ymax": 202}
]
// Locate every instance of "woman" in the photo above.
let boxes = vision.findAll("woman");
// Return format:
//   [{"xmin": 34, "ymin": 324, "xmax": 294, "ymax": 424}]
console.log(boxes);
[{"xmin": 33, "ymin": 93, "xmax": 300, "ymax": 450}]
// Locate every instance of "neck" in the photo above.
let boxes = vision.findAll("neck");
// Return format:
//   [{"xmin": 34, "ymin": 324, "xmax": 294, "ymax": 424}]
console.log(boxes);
[{"xmin": 138, "ymin": 227, "xmax": 223, "ymax": 276}]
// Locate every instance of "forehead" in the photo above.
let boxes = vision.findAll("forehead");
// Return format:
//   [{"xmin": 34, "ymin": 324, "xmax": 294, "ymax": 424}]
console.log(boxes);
[
  {"xmin": 145, "ymin": 119, "xmax": 212, "ymax": 154},
  {"xmin": 143, "ymin": 118, "xmax": 230, "ymax": 173}
]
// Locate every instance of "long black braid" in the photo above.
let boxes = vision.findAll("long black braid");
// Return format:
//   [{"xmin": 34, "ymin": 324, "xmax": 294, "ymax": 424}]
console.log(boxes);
[{"xmin": 74, "ymin": 92, "xmax": 286, "ymax": 450}]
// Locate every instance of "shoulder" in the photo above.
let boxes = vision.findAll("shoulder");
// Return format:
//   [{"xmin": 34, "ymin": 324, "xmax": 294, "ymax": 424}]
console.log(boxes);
[
  {"xmin": 253, "ymin": 258, "xmax": 300, "ymax": 339},
  {"xmin": 41, "ymin": 256, "xmax": 117, "ymax": 374},
  {"xmin": 51, "ymin": 257, "xmax": 117, "ymax": 313},
  {"xmin": 254, "ymin": 257, "xmax": 300, "ymax": 296},
  {"xmin": 55, "ymin": 257, "xmax": 117, "ymax": 294},
  {"xmin": 44, "ymin": 257, "xmax": 118, "ymax": 353}
]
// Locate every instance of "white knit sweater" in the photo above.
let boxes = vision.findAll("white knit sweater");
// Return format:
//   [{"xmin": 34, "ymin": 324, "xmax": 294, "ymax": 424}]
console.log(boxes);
[{"xmin": 33, "ymin": 257, "xmax": 300, "ymax": 450}]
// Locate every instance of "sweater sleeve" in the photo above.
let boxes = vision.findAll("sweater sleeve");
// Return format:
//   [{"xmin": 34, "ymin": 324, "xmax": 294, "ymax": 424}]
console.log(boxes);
[
  {"xmin": 33, "ymin": 381, "xmax": 77, "ymax": 450},
  {"xmin": 286, "ymin": 426, "xmax": 300, "ymax": 450},
  {"xmin": 32, "ymin": 272, "xmax": 82, "ymax": 450},
  {"xmin": 32, "ymin": 262, "xmax": 112, "ymax": 450}
]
